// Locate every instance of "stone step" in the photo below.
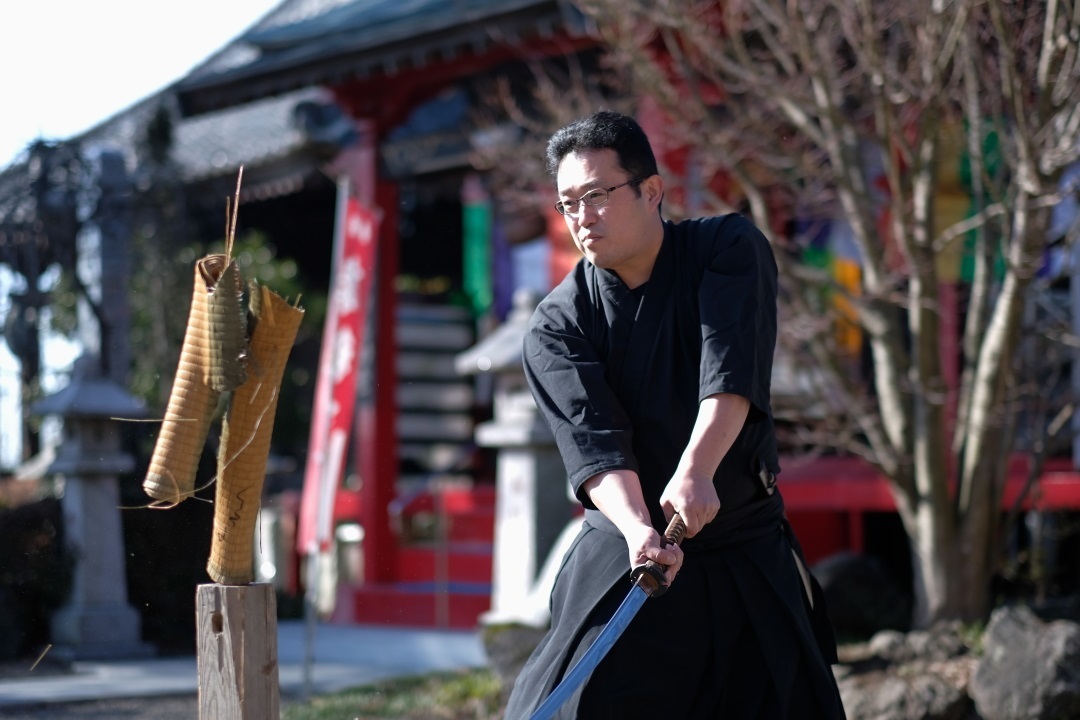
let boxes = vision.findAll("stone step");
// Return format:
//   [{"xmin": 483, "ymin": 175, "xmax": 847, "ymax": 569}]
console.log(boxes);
[
  {"xmin": 397, "ymin": 412, "xmax": 474, "ymax": 442},
  {"xmin": 397, "ymin": 322, "xmax": 474, "ymax": 351},
  {"xmin": 397, "ymin": 382, "xmax": 473, "ymax": 411},
  {"xmin": 397, "ymin": 352, "xmax": 462, "ymax": 381}
]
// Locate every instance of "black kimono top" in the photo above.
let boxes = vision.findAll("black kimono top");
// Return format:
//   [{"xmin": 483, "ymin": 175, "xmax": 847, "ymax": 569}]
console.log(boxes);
[
  {"xmin": 523, "ymin": 213, "xmax": 781, "ymax": 537},
  {"xmin": 508, "ymin": 215, "xmax": 844, "ymax": 719}
]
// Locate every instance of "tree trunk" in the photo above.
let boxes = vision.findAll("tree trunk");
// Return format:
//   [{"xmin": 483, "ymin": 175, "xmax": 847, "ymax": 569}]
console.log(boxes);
[{"xmin": 906, "ymin": 505, "xmax": 961, "ymax": 626}]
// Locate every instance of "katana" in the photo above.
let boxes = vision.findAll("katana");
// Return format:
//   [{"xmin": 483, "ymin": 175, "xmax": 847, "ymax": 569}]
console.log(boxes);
[{"xmin": 529, "ymin": 513, "xmax": 687, "ymax": 720}]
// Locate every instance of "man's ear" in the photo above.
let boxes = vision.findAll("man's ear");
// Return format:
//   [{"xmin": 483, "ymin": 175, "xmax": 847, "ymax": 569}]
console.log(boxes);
[{"xmin": 644, "ymin": 174, "xmax": 664, "ymax": 209}]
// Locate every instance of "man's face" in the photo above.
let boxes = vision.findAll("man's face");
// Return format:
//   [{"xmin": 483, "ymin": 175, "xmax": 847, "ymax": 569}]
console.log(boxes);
[{"xmin": 556, "ymin": 148, "xmax": 663, "ymax": 288}]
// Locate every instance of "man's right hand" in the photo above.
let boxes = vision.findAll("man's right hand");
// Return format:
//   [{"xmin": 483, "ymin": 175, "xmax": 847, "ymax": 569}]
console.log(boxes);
[
  {"xmin": 582, "ymin": 469, "xmax": 686, "ymax": 587},
  {"xmin": 622, "ymin": 523, "xmax": 683, "ymax": 586}
]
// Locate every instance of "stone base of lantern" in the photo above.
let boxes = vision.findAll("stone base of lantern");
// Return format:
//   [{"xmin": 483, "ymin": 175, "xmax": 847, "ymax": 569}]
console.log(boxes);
[{"xmin": 50, "ymin": 602, "xmax": 155, "ymax": 661}]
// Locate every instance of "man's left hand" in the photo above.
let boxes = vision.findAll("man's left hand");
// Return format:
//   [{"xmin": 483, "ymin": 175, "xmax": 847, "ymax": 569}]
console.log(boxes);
[{"xmin": 660, "ymin": 471, "xmax": 720, "ymax": 538}]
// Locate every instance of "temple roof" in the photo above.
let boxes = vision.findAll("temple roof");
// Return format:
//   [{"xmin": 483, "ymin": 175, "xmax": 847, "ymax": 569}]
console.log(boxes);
[{"xmin": 176, "ymin": 0, "xmax": 587, "ymax": 116}]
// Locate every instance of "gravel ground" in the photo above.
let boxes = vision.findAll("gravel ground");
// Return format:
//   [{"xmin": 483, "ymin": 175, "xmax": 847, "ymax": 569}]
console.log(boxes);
[
  {"xmin": 0, "ymin": 662, "xmax": 198, "ymax": 719},
  {"xmin": 0, "ymin": 659, "xmax": 203, "ymax": 719},
  {"xmin": 0, "ymin": 695, "xmax": 199, "ymax": 720},
  {"xmin": 0, "ymin": 694, "xmax": 321, "ymax": 719}
]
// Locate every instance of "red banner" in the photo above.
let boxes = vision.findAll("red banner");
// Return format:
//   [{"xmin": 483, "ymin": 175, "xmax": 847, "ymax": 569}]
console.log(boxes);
[{"xmin": 298, "ymin": 189, "xmax": 379, "ymax": 555}]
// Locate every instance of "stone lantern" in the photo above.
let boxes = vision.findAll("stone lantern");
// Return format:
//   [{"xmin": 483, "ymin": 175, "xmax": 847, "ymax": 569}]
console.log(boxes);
[
  {"xmin": 455, "ymin": 289, "xmax": 576, "ymax": 626},
  {"xmin": 32, "ymin": 354, "xmax": 153, "ymax": 660}
]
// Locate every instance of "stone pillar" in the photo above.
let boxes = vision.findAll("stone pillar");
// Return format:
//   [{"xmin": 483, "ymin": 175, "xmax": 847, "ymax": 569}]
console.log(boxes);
[
  {"xmin": 32, "ymin": 355, "xmax": 153, "ymax": 660},
  {"xmin": 78, "ymin": 149, "xmax": 133, "ymax": 386},
  {"xmin": 455, "ymin": 289, "xmax": 575, "ymax": 626},
  {"xmin": 476, "ymin": 383, "xmax": 571, "ymax": 625}
]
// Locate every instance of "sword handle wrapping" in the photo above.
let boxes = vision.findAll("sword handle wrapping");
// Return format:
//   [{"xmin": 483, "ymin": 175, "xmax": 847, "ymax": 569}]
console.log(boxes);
[
  {"xmin": 661, "ymin": 512, "xmax": 687, "ymax": 547},
  {"xmin": 629, "ymin": 513, "xmax": 686, "ymax": 598}
]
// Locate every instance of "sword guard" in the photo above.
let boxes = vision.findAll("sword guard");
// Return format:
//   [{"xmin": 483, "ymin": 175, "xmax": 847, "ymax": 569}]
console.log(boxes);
[{"xmin": 630, "ymin": 562, "xmax": 668, "ymax": 597}]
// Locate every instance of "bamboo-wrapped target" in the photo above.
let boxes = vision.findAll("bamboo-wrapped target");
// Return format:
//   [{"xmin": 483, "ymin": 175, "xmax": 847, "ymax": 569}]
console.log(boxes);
[
  {"xmin": 203, "ymin": 257, "xmax": 248, "ymax": 392},
  {"xmin": 207, "ymin": 282, "xmax": 303, "ymax": 585},
  {"xmin": 143, "ymin": 254, "xmax": 244, "ymax": 505}
]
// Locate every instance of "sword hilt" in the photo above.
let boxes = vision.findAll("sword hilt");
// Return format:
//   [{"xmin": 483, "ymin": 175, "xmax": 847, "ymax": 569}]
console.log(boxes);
[{"xmin": 629, "ymin": 513, "xmax": 686, "ymax": 598}]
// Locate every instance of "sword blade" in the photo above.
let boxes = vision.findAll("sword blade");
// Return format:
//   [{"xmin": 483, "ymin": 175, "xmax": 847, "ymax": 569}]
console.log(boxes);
[
  {"xmin": 528, "ymin": 513, "xmax": 686, "ymax": 720},
  {"xmin": 529, "ymin": 584, "xmax": 649, "ymax": 720}
]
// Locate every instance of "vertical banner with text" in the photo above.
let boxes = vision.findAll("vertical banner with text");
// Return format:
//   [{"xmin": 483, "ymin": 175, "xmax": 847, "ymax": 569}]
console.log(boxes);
[{"xmin": 298, "ymin": 180, "xmax": 380, "ymax": 558}]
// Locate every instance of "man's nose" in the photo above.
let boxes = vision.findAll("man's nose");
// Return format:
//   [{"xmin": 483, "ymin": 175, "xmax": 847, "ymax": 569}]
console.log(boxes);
[{"xmin": 575, "ymin": 203, "xmax": 599, "ymax": 225}]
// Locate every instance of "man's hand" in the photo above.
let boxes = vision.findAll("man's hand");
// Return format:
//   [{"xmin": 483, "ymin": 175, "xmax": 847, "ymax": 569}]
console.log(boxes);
[
  {"xmin": 583, "ymin": 469, "xmax": 685, "ymax": 586},
  {"xmin": 622, "ymin": 523, "xmax": 684, "ymax": 586},
  {"xmin": 660, "ymin": 471, "xmax": 720, "ymax": 538}
]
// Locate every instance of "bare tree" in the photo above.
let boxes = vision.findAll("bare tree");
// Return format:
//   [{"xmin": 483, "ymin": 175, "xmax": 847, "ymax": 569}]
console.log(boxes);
[{"xmin": 541, "ymin": 0, "xmax": 1080, "ymax": 626}]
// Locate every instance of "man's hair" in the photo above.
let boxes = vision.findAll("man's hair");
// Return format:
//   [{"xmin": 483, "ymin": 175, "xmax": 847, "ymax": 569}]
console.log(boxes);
[{"xmin": 545, "ymin": 111, "xmax": 659, "ymax": 192}]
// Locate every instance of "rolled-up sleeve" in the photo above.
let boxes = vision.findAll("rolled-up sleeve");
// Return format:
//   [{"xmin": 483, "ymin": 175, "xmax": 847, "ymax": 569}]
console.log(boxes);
[
  {"xmin": 523, "ymin": 300, "xmax": 637, "ymax": 508},
  {"xmin": 697, "ymin": 217, "xmax": 777, "ymax": 422}
]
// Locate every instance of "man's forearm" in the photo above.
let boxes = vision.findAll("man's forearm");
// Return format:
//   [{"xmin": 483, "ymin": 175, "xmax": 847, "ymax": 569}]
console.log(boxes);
[
  {"xmin": 676, "ymin": 393, "xmax": 750, "ymax": 479},
  {"xmin": 582, "ymin": 469, "xmax": 652, "ymax": 536},
  {"xmin": 658, "ymin": 393, "xmax": 750, "ymax": 536}
]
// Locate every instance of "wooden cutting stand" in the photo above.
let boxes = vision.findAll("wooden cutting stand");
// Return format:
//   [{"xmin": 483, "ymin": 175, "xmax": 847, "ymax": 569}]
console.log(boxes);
[{"xmin": 196, "ymin": 583, "xmax": 281, "ymax": 719}]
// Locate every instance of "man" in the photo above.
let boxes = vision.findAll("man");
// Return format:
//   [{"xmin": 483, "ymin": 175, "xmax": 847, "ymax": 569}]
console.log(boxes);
[{"xmin": 503, "ymin": 110, "xmax": 845, "ymax": 719}]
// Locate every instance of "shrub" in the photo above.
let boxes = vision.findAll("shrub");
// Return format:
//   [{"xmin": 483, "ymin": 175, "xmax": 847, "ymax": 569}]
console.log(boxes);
[{"xmin": 0, "ymin": 498, "xmax": 73, "ymax": 660}]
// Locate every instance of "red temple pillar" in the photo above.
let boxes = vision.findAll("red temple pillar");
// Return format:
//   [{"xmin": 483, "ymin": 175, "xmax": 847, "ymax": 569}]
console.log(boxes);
[{"xmin": 357, "ymin": 178, "xmax": 399, "ymax": 584}]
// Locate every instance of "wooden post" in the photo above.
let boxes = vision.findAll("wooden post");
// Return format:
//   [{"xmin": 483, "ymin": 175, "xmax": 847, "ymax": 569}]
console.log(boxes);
[{"xmin": 196, "ymin": 583, "xmax": 280, "ymax": 720}]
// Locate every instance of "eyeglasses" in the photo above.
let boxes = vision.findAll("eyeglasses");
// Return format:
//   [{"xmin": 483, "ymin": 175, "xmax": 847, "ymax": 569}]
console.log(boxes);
[{"xmin": 554, "ymin": 177, "xmax": 644, "ymax": 216}]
